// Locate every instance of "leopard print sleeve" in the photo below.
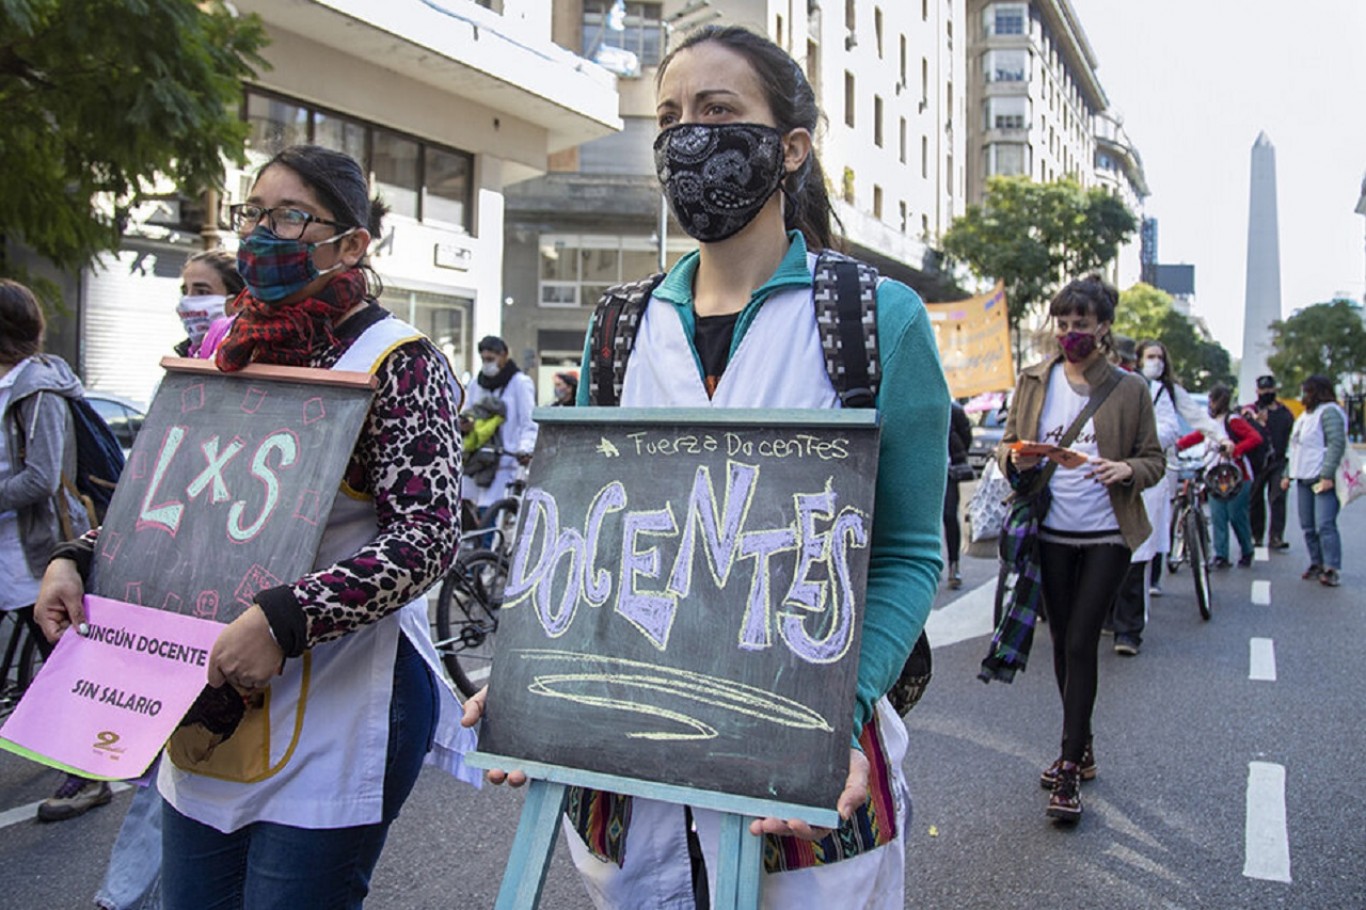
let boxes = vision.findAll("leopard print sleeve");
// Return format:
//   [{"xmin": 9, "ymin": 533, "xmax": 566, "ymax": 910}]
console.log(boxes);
[{"xmin": 284, "ymin": 339, "xmax": 462, "ymax": 646}]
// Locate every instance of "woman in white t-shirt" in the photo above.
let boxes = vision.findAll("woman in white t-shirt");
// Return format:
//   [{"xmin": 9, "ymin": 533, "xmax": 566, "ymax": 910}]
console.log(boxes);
[
  {"xmin": 999, "ymin": 275, "xmax": 1164, "ymax": 824},
  {"xmin": 1281, "ymin": 374, "xmax": 1347, "ymax": 587}
]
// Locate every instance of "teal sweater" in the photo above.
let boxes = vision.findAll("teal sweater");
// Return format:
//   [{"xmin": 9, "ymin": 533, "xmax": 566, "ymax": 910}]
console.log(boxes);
[{"xmin": 579, "ymin": 232, "xmax": 949, "ymax": 738}]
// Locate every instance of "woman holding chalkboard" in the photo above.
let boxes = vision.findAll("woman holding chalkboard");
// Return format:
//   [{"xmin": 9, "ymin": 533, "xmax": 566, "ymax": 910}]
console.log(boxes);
[
  {"xmin": 37, "ymin": 145, "xmax": 477, "ymax": 908},
  {"xmin": 463, "ymin": 26, "xmax": 949, "ymax": 909}
]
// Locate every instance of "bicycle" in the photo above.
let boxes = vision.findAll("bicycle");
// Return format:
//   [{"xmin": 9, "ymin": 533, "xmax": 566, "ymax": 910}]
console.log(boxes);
[
  {"xmin": 0, "ymin": 609, "xmax": 46, "ymax": 720},
  {"xmin": 431, "ymin": 454, "xmax": 529, "ymax": 696},
  {"xmin": 1166, "ymin": 447, "xmax": 1214, "ymax": 621}
]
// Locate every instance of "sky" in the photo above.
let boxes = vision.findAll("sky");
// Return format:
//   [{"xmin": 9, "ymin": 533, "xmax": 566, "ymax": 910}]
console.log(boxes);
[{"xmin": 1066, "ymin": 0, "xmax": 1366, "ymax": 358}]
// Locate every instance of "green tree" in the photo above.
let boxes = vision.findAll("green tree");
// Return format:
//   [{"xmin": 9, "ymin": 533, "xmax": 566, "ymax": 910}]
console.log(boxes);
[
  {"xmin": 942, "ymin": 175, "xmax": 1137, "ymax": 338},
  {"xmin": 1268, "ymin": 300, "xmax": 1366, "ymax": 392},
  {"xmin": 1113, "ymin": 282, "xmax": 1235, "ymax": 392},
  {"xmin": 0, "ymin": 0, "xmax": 267, "ymax": 297}
]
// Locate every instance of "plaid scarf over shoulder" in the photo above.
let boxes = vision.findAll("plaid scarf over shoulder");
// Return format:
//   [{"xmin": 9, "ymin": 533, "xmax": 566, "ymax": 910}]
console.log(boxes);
[{"xmin": 215, "ymin": 269, "xmax": 368, "ymax": 372}]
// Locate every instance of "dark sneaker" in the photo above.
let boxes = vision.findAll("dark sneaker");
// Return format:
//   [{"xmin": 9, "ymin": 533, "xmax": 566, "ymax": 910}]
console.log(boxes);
[
  {"xmin": 1041, "ymin": 740, "xmax": 1097, "ymax": 789},
  {"xmin": 1237, "ymin": 553, "xmax": 1254, "ymax": 568},
  {"xmin": 1302, "ymin": 564, "xmax": 1323, "ymax": 581},
  {"xmin": 1046, "ymin": 763, "xmax": 1083, "ymax": 822},
  {"xmin": 1114, "ymin": 636, "xmax": 1140, "ymax": 656},
  {"xmin": 1211, "ymin": 557, "xmax": 1232, "ymax": 570},
  {"xmin": 1319, "ymin": 568, "xmax": 1341, "ymax": 587},
  {"xmin": 1270, "ymin": 538, "xmax": 1290, "ymax": 551},
  {"xmin": 36, "ymin": 775, "xmax": 112, "ymax": 822}
]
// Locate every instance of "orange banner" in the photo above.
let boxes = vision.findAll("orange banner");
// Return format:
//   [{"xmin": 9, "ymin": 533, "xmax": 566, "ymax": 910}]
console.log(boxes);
[{"xmin": 926, "ymin": 283, "xmax": 1015, "ymax": 398}]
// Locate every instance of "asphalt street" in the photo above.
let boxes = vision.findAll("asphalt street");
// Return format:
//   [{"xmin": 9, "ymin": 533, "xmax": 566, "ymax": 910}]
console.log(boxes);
[{"xmin": 0, "ymin": 479, "xmax": 1362, "ymax": 908}]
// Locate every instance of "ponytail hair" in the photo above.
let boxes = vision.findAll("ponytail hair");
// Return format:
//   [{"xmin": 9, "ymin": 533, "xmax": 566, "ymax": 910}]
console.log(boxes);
[{"xmin": 660, "ymin": 25, "xmax": 841, "ymax": 250}]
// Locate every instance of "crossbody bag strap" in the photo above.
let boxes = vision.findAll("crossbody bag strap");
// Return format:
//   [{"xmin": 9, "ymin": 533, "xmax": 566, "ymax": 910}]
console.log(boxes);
[{"xmin": 1036, "ymin": 367, "xmax": 1123, "ymax": 488}]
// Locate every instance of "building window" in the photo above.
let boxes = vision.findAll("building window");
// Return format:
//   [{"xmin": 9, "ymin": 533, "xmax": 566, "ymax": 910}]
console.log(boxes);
[
  {"xmin": 899, "ymin": 36, "xmax": 907, "ymax": 87},
  {"xmin": 922, "ymin": 0, "xmax": 928, "ymax": 21},
  {"xmin": 874, "ymin": 96, "xmax": 884, "ymax": 147},
  {"xmin": 844, "ymin": 72, "xmax": 856, "ymax": 127},
  {"xmin": 373, "ymin": 131, "xmax": 421, "ymax": 219},
  {"xmin": 581, "ymin": 2, "xmax": 665, "ymax": 73},
  {"xmin": 874, "ymin": 8, "xmax": 883, "ymax": 57},
  {"xmin": 776, "ymin": 14, "xmax": 784, "ymax": 46},
  {"xmin": 845, "ymin": 0, "xmax": 856, "ymax": 33},
  {"xmin": 921, "ymin": 135, "xmax": 928, "ymax": 179},
  {"xmin": 899, "ymin": 117, "xmax": 907, "ymax": 163},
  {"xmin": 873, "ymin": 185, "xmax": 883, "ymax": 220},
  {"xmin": 988, "ymin": 143, "xmax": 1028, "ymax": 177},
  {"xmin": 986, "ymin": 95, "xmax": 1027, "ymax": 130},
  {"xmin": 946, "ymin": 154, "xmax": 953, "ymax": 196},
  {"xmin": 983, "ymin": 48, "xmax": 1027, "ymax": 82},
  {"xmin": 538, "ymin": 235, "xmax": 674, "ymax": 308},
  {"xmin": 243, "ymin": 89, "xmax": 474, "ymax": 233},
  {"xmin": 921, "ymin": 57, "xmax": 929, "ymax": 106},
  {"xmin": 984, "ymin": 3, "xmax": 1026, "ymax": 37},
  {"xmin": 899, "ymin": 200, "xmax": 908, "ymax": 233}
]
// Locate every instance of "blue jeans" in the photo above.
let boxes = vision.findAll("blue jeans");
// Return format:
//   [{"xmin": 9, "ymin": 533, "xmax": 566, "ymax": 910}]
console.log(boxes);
[
  {"xmin": 95, "ymin": 770, "xmax": 163, "ymax": 910},
  {"xmin": 160, "ymin": 634, "xmax": 437, "ymax": 910},
  {"xmin": 1297, "ymin": 480, "xmax": 1342, "ymax": 569},
  {"xmin": 1210, "ymin": 481, "xmax": 1254, "ymax": 561}
]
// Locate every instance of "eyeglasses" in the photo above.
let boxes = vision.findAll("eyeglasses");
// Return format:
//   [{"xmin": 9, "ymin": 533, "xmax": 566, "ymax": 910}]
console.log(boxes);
[{"xmin": 228, "ymin": 203, "xmax": 348, "ymax": 240}]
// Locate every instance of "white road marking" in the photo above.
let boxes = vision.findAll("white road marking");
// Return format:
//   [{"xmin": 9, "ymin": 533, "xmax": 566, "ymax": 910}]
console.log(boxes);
[
  {"xmin": 0, "ymin": 781, "xmax": 131, "ymax": 832},
  {"xmin": 1255, "ymin": 546, "xmax": 1270, "ymax": 562},
  {"xmin": 924, "ymin": 579, "xmax": 996, "ymax": 647},
  {"xmin": 1249, "ymin": 638, "xmax": 1277, "ymax": 681},
  {"xmin": 1244, "ymin": 761, "xmax": 1292, "ymax": 882},
  {"xmin": 1251, "ymin": 580, "xmax": 1272, "ymax": 606}
]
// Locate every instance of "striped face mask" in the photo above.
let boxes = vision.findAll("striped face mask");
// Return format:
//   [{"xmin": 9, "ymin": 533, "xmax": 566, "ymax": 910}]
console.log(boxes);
[{"xmin": 235, "ymin": 226, "xmax": 355, "ymax": 303}]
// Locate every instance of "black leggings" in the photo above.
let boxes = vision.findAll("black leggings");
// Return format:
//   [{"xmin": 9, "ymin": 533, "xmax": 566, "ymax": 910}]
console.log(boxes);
[
  {"xmin": 942, "ymin": 480, "xmax": 962, "ymax": 561},
  {"xmin": 1038, "ymin": 539, "xmax": 1131, "ymax": 763}
]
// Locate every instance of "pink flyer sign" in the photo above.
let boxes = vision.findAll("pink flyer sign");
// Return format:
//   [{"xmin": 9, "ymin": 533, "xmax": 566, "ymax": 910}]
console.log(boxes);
[{"xmin": 0, "ymin": 595, "xmax": 223, "ymax": 780}]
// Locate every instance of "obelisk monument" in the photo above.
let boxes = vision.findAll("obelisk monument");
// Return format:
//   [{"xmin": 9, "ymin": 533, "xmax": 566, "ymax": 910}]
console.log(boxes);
[{"xmin": 1239, "ymin": 132, "xmax": 1281, "ymax": 402}]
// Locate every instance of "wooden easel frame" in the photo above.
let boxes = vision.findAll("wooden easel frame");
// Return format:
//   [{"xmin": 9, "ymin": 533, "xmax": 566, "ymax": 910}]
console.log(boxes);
[{"xmin": 467, "ymin": 752, "xmax": 840, "ymax": 910}]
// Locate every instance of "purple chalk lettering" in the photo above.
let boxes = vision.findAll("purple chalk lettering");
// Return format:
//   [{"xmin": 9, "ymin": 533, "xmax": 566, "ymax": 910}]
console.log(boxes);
[
  {"xmin": 778, "ymin": 509, "xmax": 868, "ymax": 663},
  {"xmin": 735, "ymin": 526, "xmax": 798, "ymax": 651},
  {"xmin": 615, "ymin": 507, "xmax": 680, "ymax": 650},
  {"xmin": 582, "ymin": 482, "xmax": 627, "ymax": 607},
  {"xmin": 666, "ymin": 461, "xmax": 757, "ymax": 599}
]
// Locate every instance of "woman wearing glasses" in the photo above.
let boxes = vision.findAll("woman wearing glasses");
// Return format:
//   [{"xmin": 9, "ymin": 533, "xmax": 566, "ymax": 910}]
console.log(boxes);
[{"xmin": 37, "ymin": 145, "xmax": 474, "ymax": 907}]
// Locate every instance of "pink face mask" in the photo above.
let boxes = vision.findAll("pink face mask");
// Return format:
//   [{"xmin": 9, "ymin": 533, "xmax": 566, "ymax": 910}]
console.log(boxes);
[{"xmin": 1057, "ymin": 331, "xmax": 1097, "ymax": 363}]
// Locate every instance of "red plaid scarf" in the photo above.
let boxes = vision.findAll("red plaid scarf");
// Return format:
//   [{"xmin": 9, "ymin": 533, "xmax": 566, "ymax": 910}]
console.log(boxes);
[{"xmin": 215, "ymin": 269, "xmax": 369, "ymax": 372}]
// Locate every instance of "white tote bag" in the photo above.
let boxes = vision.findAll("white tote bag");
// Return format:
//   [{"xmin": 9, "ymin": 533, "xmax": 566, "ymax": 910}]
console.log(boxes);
[{"xmin": 1336, "ymin": 445, "xmax": 1366, "ymax": 508}]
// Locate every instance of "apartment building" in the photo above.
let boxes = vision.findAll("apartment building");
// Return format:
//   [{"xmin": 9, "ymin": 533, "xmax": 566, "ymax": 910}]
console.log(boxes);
[
  {"xmin": 65, "ymin": 0, "xmax": 619, "ymax": 402},
  {"xmin": 965, "ymin": 0, "xmax": 1148, "ymax": 288},
  {"xmin": 502, "ymin": 0, "xmax": 967, "ymax": 399}
]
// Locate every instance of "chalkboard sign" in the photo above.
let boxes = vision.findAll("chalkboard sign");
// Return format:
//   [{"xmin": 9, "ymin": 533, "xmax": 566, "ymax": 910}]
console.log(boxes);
[
  {"xmin": 478, "ymin": 407, "xmax": 881, "ymax": 814},
  {"xmin": 90, "ymin": 358, "xmax": 376, "ymax": 623}
]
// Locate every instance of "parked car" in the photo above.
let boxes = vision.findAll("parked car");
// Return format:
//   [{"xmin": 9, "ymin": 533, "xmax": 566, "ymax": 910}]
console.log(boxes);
[
  {"xmin": 86, "ymin": 392, "xmax": 146, "ymax": 457},
  {"xmin": 967, "ymin": 407, "xmax": 1010, "ymax": 477}
]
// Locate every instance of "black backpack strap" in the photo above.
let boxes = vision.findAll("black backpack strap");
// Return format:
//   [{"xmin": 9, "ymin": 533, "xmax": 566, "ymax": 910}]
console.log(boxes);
[
  {"xmin": 812, "ymin": 250, "xmax": 880, "ymax": 409},
  {"xmin": 588, "ymin": 273, "xmax": 666, "ymax": 406}
]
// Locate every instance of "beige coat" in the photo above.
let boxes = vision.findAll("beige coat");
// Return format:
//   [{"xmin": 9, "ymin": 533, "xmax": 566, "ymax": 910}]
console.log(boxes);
[{"xmin": 997, "ymin": 354, "xmax": 1165, "ymax": 550}]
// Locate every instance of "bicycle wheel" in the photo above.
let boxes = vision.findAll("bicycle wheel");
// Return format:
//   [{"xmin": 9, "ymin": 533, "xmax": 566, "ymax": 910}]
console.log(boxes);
[
  {"xmin": 1187, "ymin": 510, "xmax": 1212, "ymax": 621},
  {"xmin": 478, "ymin": 497, "xmax": 520, "ymax": 553},
  {"xmin": 1167, "ymin": 504, "xmax": 1187, "ymax": 573},
  {"xmin": 433, "ymin": 549, "xmax": 508, "ymax": 696}
]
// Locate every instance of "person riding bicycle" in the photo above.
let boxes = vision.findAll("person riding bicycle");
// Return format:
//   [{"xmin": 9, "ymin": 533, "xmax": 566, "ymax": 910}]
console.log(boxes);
[{"xmin": 1176, "ymin": 383, "xmax": 1262, "ymax": 569}]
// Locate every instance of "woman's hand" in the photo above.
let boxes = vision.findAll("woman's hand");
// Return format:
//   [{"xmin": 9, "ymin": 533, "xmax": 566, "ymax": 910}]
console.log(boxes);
[
  {"xmin": 206, "ymin": 605, "xmax": 284, "ymax": 693},
  {"xmin": 1314, "ymin": 478, "xmax": 1335, "ymax": 494},
  {"xmin": 460, "ymin": 686, "xmax": 528, "ymax": 787},
  {"xmin": 1087, "ymin": 457, "xmax": 1134, "ymax": 486},
  {"xmin": 1280, "ymin": 477, "xmax": 1291, "ymax": 492},
  {"xmin": 1009, "ymin": 450, "xmax": 1042, "ymax": 471},
  {"xmin": 748, "ymin": 748, "xmax": 868, "ymax": 840},
  {"xmin": 35, "ymin": 559, "xmax": 86, "ymax": 644}
]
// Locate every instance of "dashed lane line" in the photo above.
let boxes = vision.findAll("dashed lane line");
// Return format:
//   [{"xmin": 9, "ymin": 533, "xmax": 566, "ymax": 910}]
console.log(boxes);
[
  {"xmin": 1249, "ymin": 638, "xmax": 1277, "ymax": 681},
  {"xmin": 1255, "ymin": 546, "xmax": 1270, "ymax": 562},
  {"xmin": 1244, "ymin": 761, "xmax": 1292, "ymax": 883},
  {"xmin": 924, "ymin": 579, "xmax": 996, "ymax": 648},
  {"xmin": 0, "ymin": 781, "xmax": 131, "ymax": 832},
  {"xmin": 1251, "ymin": 580, "xmax": 1272, "ymax": 605}
]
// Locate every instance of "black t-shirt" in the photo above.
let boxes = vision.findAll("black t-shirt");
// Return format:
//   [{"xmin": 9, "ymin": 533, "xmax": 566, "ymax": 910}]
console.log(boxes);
[{"xmin": 693, "ymin": 311, "xmax": 740, "ymax": 398}]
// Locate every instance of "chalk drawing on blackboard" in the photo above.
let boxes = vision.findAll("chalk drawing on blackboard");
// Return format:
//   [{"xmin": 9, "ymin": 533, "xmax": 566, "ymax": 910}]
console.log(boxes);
[
  {"xmin": 162, "ymin": 592, "xmax": 183, "ymax": 614},
  {"xmin": 180, "ymin": 383, "xmax": 205, "ymax": 415},
  {"xmin": 99, "ymin": 531, "xmax": 123, "ymax": 563},
  {"xmin": 137, "ymin": 426, "xmax": 188, "ymax": 538},
  {"xmin": 240, "ymin": 387, "xmax": 267, "ymax": 414},
  {"xmin": 513, "ymin": 650, "xmax": 832, "ymax": 742},
  {"xmin": 293, "ymin": 490, "xmax": 324, "ymax": 526},
  {"xmin": 186, "ymin": 437, "xmax": 246, "ymax": 504},
  {"xmin": 124, "ymin": 582, "xmax": 142, "ymax": 605},
  {"xmin": 194, "ymin": 590, "xmax": 220, "ymax": 620},
  {"xmin": 302, "ymin": 397, "xmax": 326, "ymax": 425},
  {"xmin": 595, "ymin": 437, "xmax": 621, "ymax": 457},
  {"xmin": 233, "ymin": 565, "xmax": 281, "ymax": 609}
]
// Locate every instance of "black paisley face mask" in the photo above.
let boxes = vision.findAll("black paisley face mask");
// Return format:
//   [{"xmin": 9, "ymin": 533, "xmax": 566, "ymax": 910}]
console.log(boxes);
[{"xmin": 654, "ymin": 123, "xmax": 787, "ymax": 243}]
